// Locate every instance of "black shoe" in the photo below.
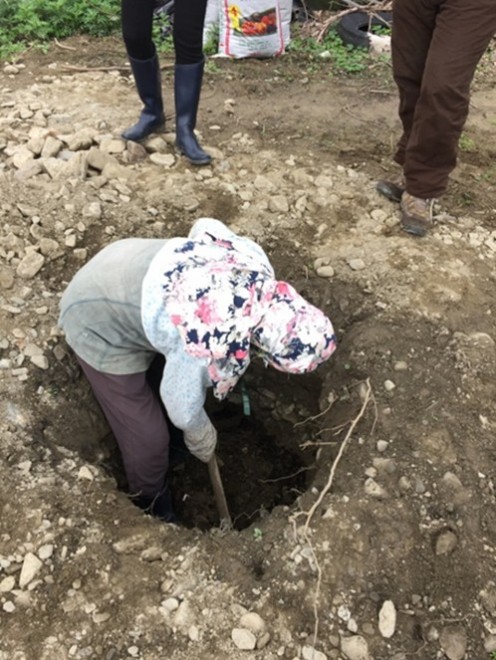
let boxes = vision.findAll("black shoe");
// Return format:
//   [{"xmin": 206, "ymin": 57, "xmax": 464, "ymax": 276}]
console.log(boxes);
[
  {"xmin": 174, "ymin": 60, "xmax": 212, "ymax": 166},
  {"xmin": 122, "ymin": 51, "xmax": 166, "ymax": 142}
]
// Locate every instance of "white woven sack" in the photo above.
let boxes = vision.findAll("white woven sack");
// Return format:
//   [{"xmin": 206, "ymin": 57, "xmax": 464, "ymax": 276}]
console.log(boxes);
[{"xmin": 219, "ymin": 0, "xmax": 285, "ymax": 58}]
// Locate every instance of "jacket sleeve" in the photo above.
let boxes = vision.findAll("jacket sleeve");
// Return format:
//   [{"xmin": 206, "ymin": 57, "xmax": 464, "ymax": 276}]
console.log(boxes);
[{"xmin": 160, "ymin": 348, "xmax": 217, "ymax": 462}]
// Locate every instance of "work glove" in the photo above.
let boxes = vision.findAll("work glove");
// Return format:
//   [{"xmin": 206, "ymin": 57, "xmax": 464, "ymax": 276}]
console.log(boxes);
[{"xmin": 184, "ymin": 422, "xmax": 217, "ymax": 463}]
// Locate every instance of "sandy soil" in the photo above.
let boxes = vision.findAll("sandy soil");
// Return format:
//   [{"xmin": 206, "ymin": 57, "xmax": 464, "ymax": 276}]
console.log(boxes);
[{"xmin": 1, "ymin": 33, "xmax": 496, "ymax": 660}]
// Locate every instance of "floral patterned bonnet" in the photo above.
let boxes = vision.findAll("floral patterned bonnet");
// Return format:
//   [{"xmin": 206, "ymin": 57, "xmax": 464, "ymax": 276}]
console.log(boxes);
[{"xmin": 161, "ymin": 219, "xmax": 337, "ymax": 399}]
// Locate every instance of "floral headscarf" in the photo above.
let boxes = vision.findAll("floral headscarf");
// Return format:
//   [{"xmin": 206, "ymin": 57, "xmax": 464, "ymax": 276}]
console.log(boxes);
[{"xmin": 161, "ymin": 219, "xmax": 337, "ymax": 399}]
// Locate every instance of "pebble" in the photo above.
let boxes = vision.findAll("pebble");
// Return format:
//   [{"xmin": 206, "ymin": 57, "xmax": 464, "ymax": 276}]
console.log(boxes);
[
  {"xmin": 3, "ymin": 601, "xmax": 15, "ymax": 613},
  {"xmin": 316, "ymin": 265, "xmax": 335, "ymax": 278},
  {"xmin": 378, "ymin": 600, "xmax": 396, "ymax": 638},
  {"xmin": 239, "ymin": 611, "xmax": 266, "ymax": 634},
  {"xmin": 16, "ymin": 252, "xmax": 45, "ymax": 279},
  {"xmin": 384, "ymin": 380, "xmax": 396, "ymax": 391},
  {"xmin": 19, "ymin": 552, "xmax": 43, "ymax": 588},
  {"xmin": 0, "ymin": 575, "xmax": 16, "ymax": 592},
  {"xmin": 232, "ymin": 628, "xmax": 257, "ymax": 650},
  {"xmin": 364, "ymin": 478, "xmax": 388, "ymax": 499},
  {"xmin": 347, "ymin": 258, "xmax": 366, "ymax": 271},
  {"xmin": 435, "ymin": 530, "xmax": 458, "ymax": 556},
  {"xmin": 340, "ymin": 635, "xmax": 370, "ymax": 660},
  {"xmin": 439, "ymin": 625, "xmax": 467, "ymax": 660},
  {"xmin": 302, "ymin": 646, "xmax": 327, "ymax": 660},
  {"xmin": 376, "ymin": 440, "xmax": 388, "ymax": 453},
  {"xmin": 38, "ymin": 544, "xmax": 54, "ymax": 560},
  {"xmin": 484, "ymin": 634, "xmax": 496, "ymax": 653}
]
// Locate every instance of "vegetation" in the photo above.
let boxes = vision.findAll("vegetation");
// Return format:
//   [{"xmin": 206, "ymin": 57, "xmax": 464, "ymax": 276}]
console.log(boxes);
[
  {"xmin": 0, "ymin": 0, "xmax": 120, "ymax": 59},
  {"xmin": 0, "ymin": 0, "xmax": 386, "ymax": 76},
  {"xmin": 287, "ymin": 27, "xmax": 372, "ymax": 75}
]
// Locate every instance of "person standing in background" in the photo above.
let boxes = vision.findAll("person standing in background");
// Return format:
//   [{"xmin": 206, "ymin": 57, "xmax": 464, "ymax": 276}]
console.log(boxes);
[
  {"xmin": 120, "ymin": 0, "xmax": 211, "ymax": 166},
  {"xmin": 377, "ymin": 0, "xmax": 496, "ymax": 237}
]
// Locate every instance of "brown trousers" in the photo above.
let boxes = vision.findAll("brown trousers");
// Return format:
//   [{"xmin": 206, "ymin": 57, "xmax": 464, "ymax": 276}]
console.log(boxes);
[
  {"xmin": 392, "ymin": 0, "xmax": 496, "ymax": 198},
  {"xmin": 77, "ymin": 356, "xmax": 170, "ymax": 498}
]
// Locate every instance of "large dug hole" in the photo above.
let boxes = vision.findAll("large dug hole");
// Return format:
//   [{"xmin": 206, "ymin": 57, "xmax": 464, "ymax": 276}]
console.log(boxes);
[{"xmin": 99, "ymin": 363, "xmax": 326, "ymax": 531}]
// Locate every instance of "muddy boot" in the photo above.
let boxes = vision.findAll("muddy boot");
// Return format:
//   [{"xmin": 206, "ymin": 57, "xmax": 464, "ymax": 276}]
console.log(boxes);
[
  {"xmin": 122, "ymin": 51, "xmax": 165, "ymax": 142},
  {"xmin": 132, "ymin": 482, "xmax": 176, "ymax": 523},
  {"xmin": 400, "ymin": 191, "xmax": 435, "ymax": 237},
  {"xmin": 174, "ymin": 59, "xmax": 212, "ymax": 166},
  {"xmin": 376, "ymin": 177, "xmax": 405, "ymax": 203}
]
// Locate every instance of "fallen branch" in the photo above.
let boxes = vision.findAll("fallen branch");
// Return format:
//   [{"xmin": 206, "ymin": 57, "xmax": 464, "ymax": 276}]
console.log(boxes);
[
  {"xmin": 59, "ymin": 63, "xmax": 174, "ymax": 73},
  {"xmin": 293, "ymin": 378, "xmax": 374, "ymax": 652},
  {"xmin": 303, "ymin": 378, "xmax": 372, "ymax": 533},
  {"xmin": 316, "ymin": 1, "xmax": 392, "ymax": 42},
  {"xmin": 54, "ymin": 39, "xmax": 77, "ymax": 51}
]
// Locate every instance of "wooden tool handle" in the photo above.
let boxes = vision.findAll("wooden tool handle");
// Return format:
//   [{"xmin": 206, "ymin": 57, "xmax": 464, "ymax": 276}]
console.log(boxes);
[{"xmin": 208, "ymin": 454, "xmax": 232, "ymax": 529}]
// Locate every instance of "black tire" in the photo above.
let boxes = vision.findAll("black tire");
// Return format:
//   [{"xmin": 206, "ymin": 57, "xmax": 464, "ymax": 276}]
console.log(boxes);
[{"xmin": 335, "ymin": 10, "xmax": 392, "ymax": 49}]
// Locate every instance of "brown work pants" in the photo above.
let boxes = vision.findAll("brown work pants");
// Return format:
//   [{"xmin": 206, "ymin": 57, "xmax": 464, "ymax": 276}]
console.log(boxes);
[
  {"xmin": 77, "ymin": 356, "xmax": 170, "ymax": 498},
  {"xmin": 392, "ymin": 0, "xmax": 496, "ymax": 198}
]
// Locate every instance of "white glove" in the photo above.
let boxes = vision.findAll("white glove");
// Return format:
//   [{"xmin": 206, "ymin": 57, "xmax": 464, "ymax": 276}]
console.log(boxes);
[{"xmin": 184, "ymin": 422, "xmax": 217, "ymax": 463}]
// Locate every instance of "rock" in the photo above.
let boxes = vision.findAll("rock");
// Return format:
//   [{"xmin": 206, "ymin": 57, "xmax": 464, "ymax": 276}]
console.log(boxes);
[
  {"xmin": 239, "ymin": 612, "xmax": 265, "ymax": 634},
  {"xmin": 38, "ymin": 544, "xmax": 54, "ymax": 560},
  {"xmin": 161, "ymin": 597, "xmax": 179, "ymax": 612},
  {"xmin": 149, "ymin": 153, "xmax": 176, "ymax": 167},
  {"xmin": 3, "ymin": 601, "xmax": 15, "ymax": 613},
  {"xmin": 19, "ymin": 552, "xmax": 43, "ymax": 588},
  {"xmin": 82, "ymin": 202, "xmax": 102, "ymax": 220},
  {"xmin": 232, "ymin": 628, "xmax": 257, "ymax": 650},
  {"xmin": 439, "ymin": 625, "xmax": 467, "ymax": 660},
  {"xmin": 364, "ymin": 478, "xmax": 388, "ymax": 499},
  {"xmin": 341, "ymin": 635, "xmax": 370, "ymax": 660},
  {"xmin": 41, "ymin": 136, "xmax": 63, "ymax": 158},
  {"xmin": 268, "ymin": 195, "xmax": 289, "ymax": 213},
  {"xmin": 256, "ymin": 631, "xmax": 271, "ymax": 649},
  {"xmin": 31, "ymin": 354, "xmax": 49, "ymax": 369},
  {"xmin": 302, "ymin": 646, "xmax": 327, "ymax": 660},
  {"xmin": 316, "ymin": 266, "xmax": 335, "ymax": 278},
  {"xmin": 378, "ymin": 600, "xmax": 396, "ymax": 638},
  {"xmin": 173, "ymin": 600, "xmax": 194, "ymax": 628},
  {"xmin": 347, "ymin": 258, "xmax": 366, "ymax": 271},
  {"xmin": 435, "ymin": 530, "xmax": 458, "ymax": 556},
  {"xmin": 16, "ymin": 252, "xmax": 45, "ymax": 279},
  {"xmin": 384, "ymin": 380, "xmax": 396, "ymax": 391},
  {"xmin": 188, "ymin": 625, "xmax": 200, "ymax": 641},
  {"xmin": 0, "ymin": 576, "xmax": 16, "ymax": 592},
  {"xmin": 484, "ymin": 634, "xmax": 496, "ymax": 653},
  {"xmin": 0, "ymin": 266, "xmax": 14, "ymax": 289},
  {"xmin": 78, "ymin": 466, "xmax": 94, "ymax": 481}
]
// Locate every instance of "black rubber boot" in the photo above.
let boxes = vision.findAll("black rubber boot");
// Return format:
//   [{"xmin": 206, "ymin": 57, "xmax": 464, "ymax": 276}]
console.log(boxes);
[
  {"xmin": 132, "ymin": 483, "xmax": 176, "ymax": 523},
  {"xmin": 122, "ymin": 52, "xmax": 165, "ymax": 142},
  {"xmin": 174, "ymin": 60, "xmax": 212, "ymax": 166}
]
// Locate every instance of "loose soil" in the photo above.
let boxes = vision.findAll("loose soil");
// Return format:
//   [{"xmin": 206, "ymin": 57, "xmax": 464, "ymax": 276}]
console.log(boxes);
[{"xmin": 1, "ymin": 33, "xmax": 496, "ymax": 660}]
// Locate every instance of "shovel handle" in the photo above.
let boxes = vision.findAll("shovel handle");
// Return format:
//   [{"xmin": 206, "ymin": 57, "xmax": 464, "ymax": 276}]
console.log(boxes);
[{"xmin": 208, "ymin": 454, "xmax": 232, "ymax": 528}]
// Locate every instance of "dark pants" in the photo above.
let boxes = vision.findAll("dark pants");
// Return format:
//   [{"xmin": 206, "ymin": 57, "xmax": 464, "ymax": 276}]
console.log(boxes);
[
  {"xmin": 121, "ymin": 0, "xmax": 208, "ymax": 64},
  {"xmin": 392, "ymin": 0, "xmax": 496, "ymax": 198},
  {"xmin": 77, "ymin": 356, "xmax": 170, "ymax": 498}
]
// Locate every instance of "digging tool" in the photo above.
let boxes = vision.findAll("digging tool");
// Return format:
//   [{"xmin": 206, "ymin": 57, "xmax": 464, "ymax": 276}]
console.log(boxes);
[{"xmin": 208, "ymin": 454, "xmax": 232, "ymax": 530}]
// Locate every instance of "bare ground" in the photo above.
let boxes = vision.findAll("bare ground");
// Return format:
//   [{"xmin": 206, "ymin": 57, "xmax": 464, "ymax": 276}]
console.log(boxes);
[{"xmin": 1, "ymin": 34, "xmax": 496, "ymax": 660}]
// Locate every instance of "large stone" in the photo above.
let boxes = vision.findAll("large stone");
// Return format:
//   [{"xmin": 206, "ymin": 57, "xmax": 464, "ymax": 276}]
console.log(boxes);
[{"xmin": 16, "ymin": 252, "xmax": 45, "ymax": 279}]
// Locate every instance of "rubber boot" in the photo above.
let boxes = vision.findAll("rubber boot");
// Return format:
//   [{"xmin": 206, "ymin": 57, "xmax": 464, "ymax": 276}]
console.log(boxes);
[
  {"xmin": 132, "ymin": 482, "xmax": 176, "ymax": 523},
  {"xmin": 174, "ymin": 60, "xmax": 212, "ymax": 166},
  {"xmin": 122, "ymin": 52, "xmax": 165, "ymax": 142}
]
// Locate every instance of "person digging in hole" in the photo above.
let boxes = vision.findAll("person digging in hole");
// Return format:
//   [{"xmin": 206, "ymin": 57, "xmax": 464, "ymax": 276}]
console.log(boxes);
[
  {"xmin": 58, "ymin": 218, "xmax": 337, "ymax": 522},
  {"xmin": 376, "ymin": 0, "xmax": 496, "ymax": 237},
  {"xmin": 120, "ymin": 0, "xmax": 211, "ymax": 165}
]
